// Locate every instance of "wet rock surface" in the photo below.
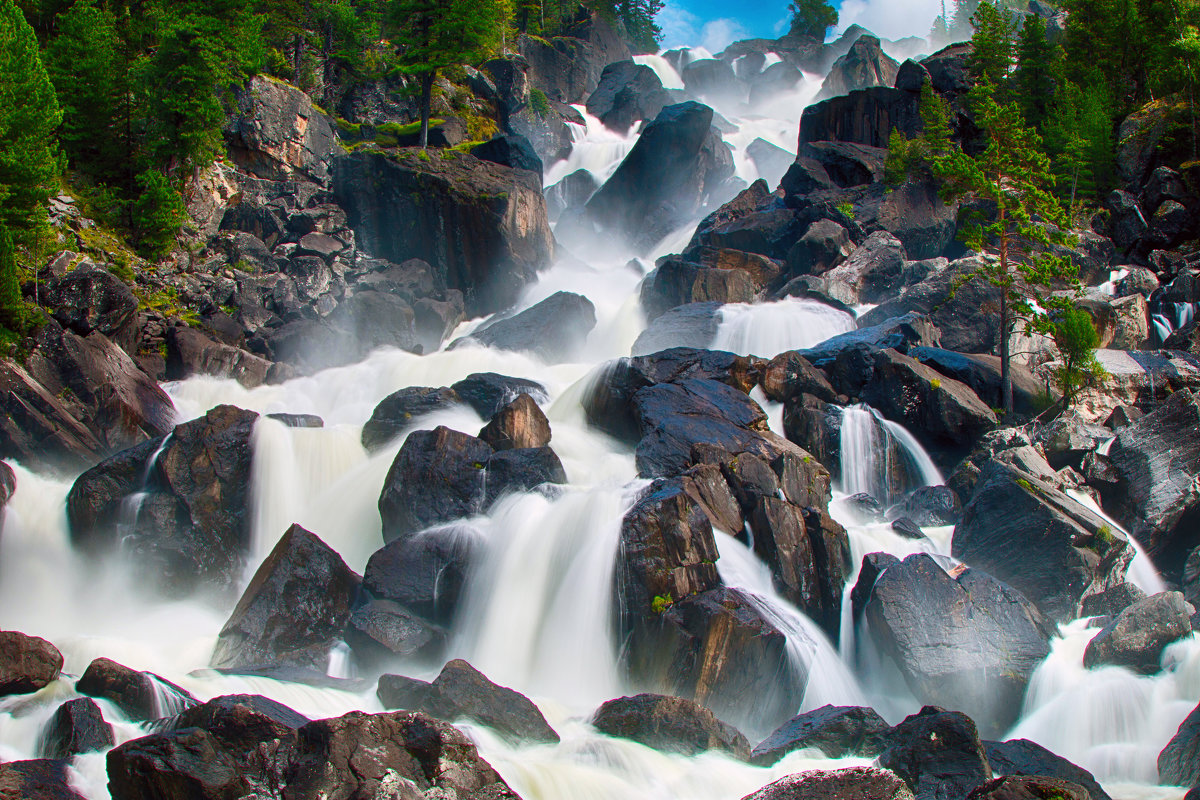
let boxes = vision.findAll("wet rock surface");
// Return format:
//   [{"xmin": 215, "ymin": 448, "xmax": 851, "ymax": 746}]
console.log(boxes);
[
  {"xmin": 591, "ymin": 693, "xmax": 751, "ymax": 759},
  {"xmin": 751, "ymin": 704, "xmax": 891, "ymax": 765},
  {"xmin": 741, "ymin": 767, "xmax": 916, "ymax": 800},
  {"xmin": 0, "ymin": 631, "xmax": 63, "ymax": 697}
]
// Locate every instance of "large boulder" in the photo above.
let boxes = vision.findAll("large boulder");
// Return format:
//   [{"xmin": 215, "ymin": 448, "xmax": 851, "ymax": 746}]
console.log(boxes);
[
  {"xmin": 630, "ymin": 301, "xmax": 724, "ymax": 356},
  {"xmin": 333, "ymin": 148, "xmax": 553, "ymax": 315},
  {"xmin": 284, "ymin": 710, "xmax": 520, "ymax": 799},
  {"xmin": 363, "ymin": 529, "xmax": 476, "ymax": 628},
  {"xmin": 859, "ymin": 348, "xmax": 998, "ymax": 461},
  {"xmin": 67, "ymin": 406, "xmax": 260, "ymax": 592},
  {"xmin": 40, "ymin": 698, "xmax": 114, "ymax": 759},
  {"xmin": 0, "ymin": 359, "xmax": 105, "ymax": 471},
  {"xmin": 361, "ymin": 386, "xmax": 462, "ymax": 451},
  {"xmin": 1083, "ymin": 591, "xmax": 1195, "ymax": 674},
  {"xmin": 378, "ymin": 426, "xmax": 565, "ymax": 543},
  {"xmin": 799, "ymin": 86, "xmax": 921, "ymax": 150},
  {"xmin": 106, "ymin": 727, "xmax": 263, "ymax": 799},
  {"xmin": 456, "ymin": 291, "xmax": 597, "ymax": 363},
  {"xmin": 751, "ymin": 705, "xmax": 891, "ymax": 765},
  {"xmin": 953, "ymin": 461, "xmax": 1133, "ymax": 622},
  {"xmin": 164, "ymin": 327, "xmax": 271, "ymax": 388},
  {"xmin": 1099, "ymin": 389, "xmax": 1200, "ymax": 584},
  {"xmin": 210, "ymin": 524, "xmax": 361, "ymax": 671},
  {"xmin": 819, "ymin": 231, "xmax": 907, "ymax": 305},
  {"xmin": 479, "ymin": 393, "xmax": 551, "ymax": 451},
  {"xmin": 77, "ymin": 657, "xmax": 196, "ymax": 721},
  {"xmin": 583, "ymin": 102, "xmax": 735, "ymax": 254},
  {"xmin": 985, "ymin": 739, "xmax": 1112, "ymax": 800},
  {"xmin": 0, "ymin": 631, "xmax": 63, "ymax": 696},
  {"xmin": 638, "ymin": 257, "xmax": 758, "ymax": 321},
  {"xmin": 741, "ymin": 767, "xmax": 915, "ymax": 800},
  {"xmin": 909, "ymin": 347, "xmax": 1047, "ymax": 416},
  {"xmin": 682, "ymin": 58, "xmax": 742, "ymax": 106},
  {"xmin": 584, "ymin": 60, "xmax": 669, "ymax": 134},
  {"xmin": 226, "ymin": 74, "xmax": 338, "ymax": 184},
  {"xmin": 799, "ymin": 313, "xmax": 941, "ymax": 366},
  {"xmin": 43, "ymin": 262, "xmax": 139, "ymax": 351},
  {"xmin": 378, "ymin": 659, "xmax": 559, "ymax": 744},
  {"xmin": 450, "ymin": 372, "xmax": 548, "ymax": 419},
  {"xmin": 818, "ymin": 35, "xmax": 901, "ymax": 100},
  {"xmin": 877, "ymin": 707, "xmax": 993, "ymax": 800},
  {"xmin": 591, "ymin": 693, "xmax": 750, "ymax": 759},
  {"xmin": 861, "ymin": 553, "xmax": 1052, "ymax": 737},
  {"xmin": 1160, "ymin": 701, "xmax": 1200, "ymax": 788},
  {"xmin": 516, "ymin": 12, "xmax": 631, "ymax": 104},
  {"xmin": 967, "ymin": 777, "xmax": 1092, "ymax": 800}
]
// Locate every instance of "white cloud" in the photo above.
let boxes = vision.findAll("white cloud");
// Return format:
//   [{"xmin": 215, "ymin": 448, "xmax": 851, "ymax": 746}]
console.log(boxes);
[
  {"xmin": 835, "ymin": 0, "xmax": 943, "ymax": 42},
  {"xmin": 657, "ymin": 5, "xmax": 703, "ymax": 50}
]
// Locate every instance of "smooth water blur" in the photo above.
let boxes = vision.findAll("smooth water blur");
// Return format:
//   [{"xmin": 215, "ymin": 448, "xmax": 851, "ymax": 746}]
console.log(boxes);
[{"xmin": 712, "ymin": 298, "xmax": 856, "ymax": 357}]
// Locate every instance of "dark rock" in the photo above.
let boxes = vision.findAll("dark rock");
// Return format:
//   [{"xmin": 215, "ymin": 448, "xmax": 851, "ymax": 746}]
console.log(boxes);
[
  {"xmin": 800, "ymin": 86, "xmax": 920, "ymax": 150},
  {"xmin": 859, "ymin": 349, "xmax": 997, "ymax": 460},
  {"xmin": 627, "ymin": 586, "xmax": 806, "ymax": 739},
  {"xmin": 630, "ymin": 301, "xmax": 723, "ymax": 356},
  {"xmin": 1149, "ymin": 200, "xmax": 1193, "ymax": 249},
  {"xmin": 210, "ymin": 524, "xmax": 361, "ymax": 671},
  {"xmin": 863, "ymin": 554, "xmax": 1052, "ymax": 736},
  {"xmin": 1040, "ymin": 411, "xmax": 1112, "ymax": 472},
  {"xmin": 584, "ymin": 102, "xmax": 735, "ymax": 254},
  {"xmin": 226, "ymin": 74, "xmax": 337, "ymax": 184},
  {"xmin": 745, "ymin": 137, "xmax": 796, "ymax": 187},
  {"xmin": 470, "ymin": 134, "xmax": 543, "ymax": 179},
  {"xmin": 378, "ymin": 659, "xmax": 558, "ymax": 744},
  {"xmin": 1160, "ymin": 701, "xmax": 1200, "ymax": 788},
  {"xmin": 40, "ymin": 698, "xmax": 114, "ymax": 759},
  {"xmin": 517, "ymin": 12, "xmax": 632, "ymax": 104},
  {"xmin": 922, "ymin": 43, "xmax": 973, "ymax": 96},
  {"xmin": 908, "ymin": 347, "xmax": 1047, "ymax": 416},
  {"xmin": 895, "ymin": 59, "xmax": 931, "ymax": 92},
  {"xmin": 0, "ymin": 760, "xmax": 87, "ymax": 800},
  {"xmin": 819, "ymin": 35, "xmax": 901, "ymax": 100},
  {"xmin": 1104, "ymin": 405, "xmax": 1145, "ymax": 431},
  {"xmin": 639, "ymin": 257, "xmax": 757, "ymax": 321},
  {"xmin": 67, "ymin": 405, "xmax": 260, "ymax": 592},
  {"xmin": 741, "ymin": 767, "xmax": 916, "ymax": 800},
  {"xmin": 954, "ymin": 461, "xmax": 1133, "ymax": 622},
  {"xmin": 346, "ymin": 597, "xmax": 446, "ymax": 668},
  {"xmin": 985, "ymin": 739, "xmax": 1112, "ymax": 800},
  {"xmin": 591, "ymin": 693, "xmax": 750, "ymax": 759},
  {"xmin": 877, "ymin": 707, "xmax": 993, "ymax": 800},
  {"xmin": 450, "ymin": 372, "xmax": 549, "ymax": 419},
  {"xmin": 0, "ymin": 631, "xmax": 62, "ymax": 696},
  {"xmin": 751, "ymin": 705, "xmax": 891, "ymax": 765},
  {"xmin": 165, "ymin": 327, "xmax": 271, "ymax": 388},
  {"xmin": 688, "ymin": 180, "xmax": 803, "ymax": 261},
  {"xmin": 967, "ymin": 776, "xmax": 1091, "ymax": 800},
  {"xmin": 458, "ymin": 291, "xmax": 597, "ymax": 363},
  {"xmin": 1101, "ymin": 389, "xmax": 1200, "ymax": 584},
  {"xmin": 174, "ymin": 693, "xmax": 309, "ymax": 754},
  {"xmin": 786, "ymin": 219, "xmax": 854, "ymax": 277},
  {"xmin": 105, "ymin": 726, "xmax": 261, "ymax": 800},
  {"xmin": 333, "ymin": 148, "xmax": 553, "ymax": 316},
  {"xmin": 479, "ymin": 393, "xmax": 551, "ymax": 450},
  {"xmin": 800, "ymin": 313, "xmax": 940, "ymax": 366},
  {"xmin": 283, "ymin": 710, "xmax": 520, "ymax": 800},
  {"xmin": 43, "ymin": 263, "xmax": 139, "ymax": 350},
  {"xmin": 892, "ymin": 518, "xmax": 925, "ymax": 539},
  {"xmin": 77, "ymin": 657, "xmax": 196, "ymax": 722},
  {"xmin": 748, "ymin": 61, "xmax": 805, "ymax": 106},
  {"xmin": 265, "ymin": 289, "xmax": 421, "ymax": 374},
  {"xmin": 545, "ymin": 169, "xmax": 599, "ymax": 220},
  {"xmin": 585, "ymin": 60, "xmax": 669, "ymax": 134},
  {"xmin": 893, "ymin": 486, "xmax": 962, "ymax": 526},
  {"xmin": 761, "ymin": 351, "xmax": 837, "ymax": 404},
  {"xmin": 363, "ymin": 526, "xmax": 477, "ymax": 628},
  {"xmin": 362, "ymin": 386, "xmax": 461, "ymax": 451},
  {"xmin": 379, "ymin": 426, "xmax": 564, "ymax": 543},
  {"xmin": 820, "ymin": 231, "xmax": 907, "ymax": 306},
  {"xmin": 1105, "ymin": 190, "xmax": 1149, "ymax": 253},
  {"xmin": 1083, "ymin": 591, "xmax": 1195, "ymax": 674},
  {"xmin": 1079, "ymin": 582, "xmax": 1147, "ymax": 619}
]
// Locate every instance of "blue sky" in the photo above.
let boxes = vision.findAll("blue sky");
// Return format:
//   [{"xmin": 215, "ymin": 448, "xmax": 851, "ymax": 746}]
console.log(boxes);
[{"xmin": 657, "ymin": 0, "xmax": 944, "ymax": 52}]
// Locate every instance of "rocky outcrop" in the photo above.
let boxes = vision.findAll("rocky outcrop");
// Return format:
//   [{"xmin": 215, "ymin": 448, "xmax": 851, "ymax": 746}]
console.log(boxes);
[
  {"xmin": 0, "ymin": 760, "xmax": 87, "ymax": 800},
  {"xmin": 741, "ymin": 767, "xmax": 916, "ymax": 800},
  {"xmin": 800, "ymin": 86, "xmax": 921, "ymax": 150},
  {"xmin": 591, "ymin": 693, "xmax": 750, "ymax": 759},
  {"xmin": 639, "ymin": 257, "xmax": 758, "ymax": 321},
  {"xmin": 378, "ymin": 659, "xmax": 559, "ymax": 744},
  {"xmin": 861, "ymin": 553, "xmax": 1052, "ymax": 736},
  {"xmin": 378, "ymin": 426, "xmax": 565, "ymax": 543},
  {"xmin": 226, "ymin": 74, "xmax": 338, "ymax": 185},
  {"xmin": 164, "ymin": 326, "xmax": 272, "ymax": 388},
  {"xmin": 210, "ymin": 524, "xmax": 361, "ymax": 671},
  {"xmin": 751, "ymin": 705, "xmax": 891, "ymax": 765},
  {"xmin": 456, "ymin": 291, "xmax": 597, "ymax": 363},
  {"xmin": 40, "ymin": 698, "xmax": 115, "ymax": 759},
  {"xmin": 582, "ymin": 102, "xmax": 736, "ymax": 254},
  {"xmin": 333, "ymin": 148, "xmax": 553, "ymax": 316},
  {"xmin": 818, "ymin": 35, "xmax": 901, "ymax": 100},
  {"xmin": 517, "ymin": 12, "xmax": 631, "ymax": 105},
  {"xmin": 67, "ymin": 405, "xmax": 259, "ymax": 592},
  {"xmin": 953, "ymin": 461, "xmax": 1133, "ymax": 622},
  {"xmin": 43, "ymin": 261, "xmax": 139, "ymax": 351},
  {"xmin": 0, "ymin": 631, "xmax": 63, "ymax": 696},
  {"xmin": 1098, "ymin": 389, "xmax": 1200, "ymax": 584},
  {"xmin": 818, "ymin": 231, "xmax": 906, "ymax": 306},
  {"xmin": 1083, "ymin": 591, "xmax": 1195, "ymax": 674},
  {"xmin": 479, "ymin": 393, "xmax": 551, "ymax": 451},
  {"xmin": 909, "ymin": 347, "xmax": 1047, "ymax": 416},
  {"xmin": 585, "ymin": 60, "xmax": 669, "ymax": 134}
]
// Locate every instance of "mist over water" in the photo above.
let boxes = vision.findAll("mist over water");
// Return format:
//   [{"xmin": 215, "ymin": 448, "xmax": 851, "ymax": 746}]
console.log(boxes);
[{"xmin": 0, "ymin": 33, "xmax": 1196, "ymax": 800}]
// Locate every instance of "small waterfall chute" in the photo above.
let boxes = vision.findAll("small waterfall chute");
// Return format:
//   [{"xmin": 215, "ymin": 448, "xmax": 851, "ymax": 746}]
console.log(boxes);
[
  {"xmin": 711, "ymin": 298, "xmax": 856, "ymax": 357},
  {"xmin": 837, "ymin": 405, "xmax": 942, "ymax": 508}
]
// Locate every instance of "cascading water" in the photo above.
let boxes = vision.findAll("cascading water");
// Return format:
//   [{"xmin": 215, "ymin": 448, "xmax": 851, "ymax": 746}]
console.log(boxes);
[
  {"xmin": 837, "ymin": 404, "xmax": 942, "ymax": 507},
  {"xmin": 710, "ymin": 298, "xmax": 856, "ymax": 357}
]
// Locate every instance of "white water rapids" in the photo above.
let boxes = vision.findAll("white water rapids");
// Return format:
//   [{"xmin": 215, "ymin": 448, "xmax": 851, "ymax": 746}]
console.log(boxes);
[{"xmin": 0, "ymin": 44, "xmax": 1196, "ymax": 800}]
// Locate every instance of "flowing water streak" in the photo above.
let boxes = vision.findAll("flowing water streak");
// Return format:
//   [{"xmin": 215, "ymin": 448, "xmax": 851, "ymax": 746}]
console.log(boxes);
[
  {"xmin": 711, "ymin": 298, "xmax": 856, "ymax": 357},
  {"xmin": 542, "ymin": 107, "xmax": 641, "ymax": 189},
  {"xmin": 837, "ymin": 405, "xmax": 943, "ymax": 505},
  {"xmin": 1065, "ymin": 488, "xmax": 1167, "ymax": 595}
]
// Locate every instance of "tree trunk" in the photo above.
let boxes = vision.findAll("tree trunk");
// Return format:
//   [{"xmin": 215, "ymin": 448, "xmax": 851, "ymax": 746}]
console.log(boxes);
[
  {"xmin": 999, "ymin": 211, "xmax": 1013, "ymax": 416},
  {"xmin": 419, "ymin": 72, "xmax": 435, "ymax": 150}
]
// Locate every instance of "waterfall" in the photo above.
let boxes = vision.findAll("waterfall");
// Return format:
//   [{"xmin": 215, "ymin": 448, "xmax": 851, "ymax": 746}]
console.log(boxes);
[
  {"xmin": 837, "ymin": 405, "xmax": 942, "ymax": 506},
  {"xmin": 542, "ymin": 107, "xmax": 641, "ymax": 190},
  {"xmin": 710, "ymin": 298, "xmax": 856, "ymax": 357}
]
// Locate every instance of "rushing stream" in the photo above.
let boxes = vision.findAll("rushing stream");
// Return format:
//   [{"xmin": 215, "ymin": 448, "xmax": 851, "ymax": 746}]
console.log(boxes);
[{"xmin": 0, "ymin": 45, "xmax": 1196, "ymax": 800}]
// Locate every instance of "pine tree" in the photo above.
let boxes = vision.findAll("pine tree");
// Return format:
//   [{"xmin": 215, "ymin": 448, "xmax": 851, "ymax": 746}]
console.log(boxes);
[
  {"xmin": 131, "ymin": 168, "xmax": 186, "ymax": 259},
  {"xmin": 1013, "ymin": 14, "xmax": 1059, "ymax": 133},
  {"xmin": 787, "ymin": 0, "xmax": 837, "ymax": 41},
  {"xmin": 0, "ymin": 223, "xmax": 25, "ymax": 332},
  {"xmin": 390, "ymin": 0, "xmax": 509, "ymax": 149},
  {"xmin": 968, "ymin": 1, "xmax": 1017, "ymax": 90},
  {"xmin": 0, "ymin": 0, "xmax": 63, "ymax": 247},
  {"xmin": 923, "ymin": 80, "xmax": 1079, "ymax": 415}
]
